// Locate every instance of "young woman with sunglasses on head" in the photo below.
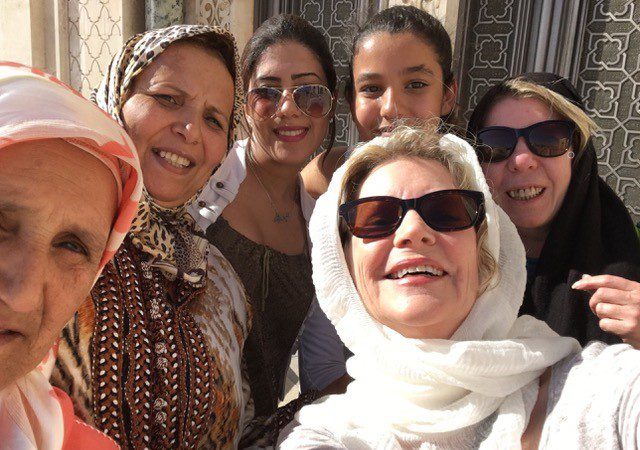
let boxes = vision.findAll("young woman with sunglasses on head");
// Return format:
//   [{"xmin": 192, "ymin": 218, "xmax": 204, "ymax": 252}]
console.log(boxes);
[
  {"xmin": 468, "ymin": 73, "xmax": 640, "ymax": 347},
  {"xmin": 279, "ymin": 125, "xmax": 640, "ymax": 449},
  {"xmin": 192, "ymin": 14, "xmax": 347, "ymax": 442},
  {"xmin": 302, "ymin": 5, "xmax": 458, "ymax": 198}
]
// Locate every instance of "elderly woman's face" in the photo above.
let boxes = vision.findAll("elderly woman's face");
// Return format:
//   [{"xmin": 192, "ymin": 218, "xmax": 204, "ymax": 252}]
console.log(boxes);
[
  {"xmin": 0, "ymin": 140, "xmax": 117, "ymax": 389},
  {"xmin": 122, "ymin": 42, "xmax": 235, "ymax": 207},
  {"xmin": 481, "ymin": 97, "xmax": 572, "ymax": 236},
  {"xmin": 346, "ymin": 158, "xmax": 479, "ymax": 339}
]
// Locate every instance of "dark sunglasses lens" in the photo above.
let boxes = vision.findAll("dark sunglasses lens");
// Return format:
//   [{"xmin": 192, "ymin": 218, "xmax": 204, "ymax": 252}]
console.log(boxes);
[
  {"xmin": 528, "ymin": 122, "xmax": 573, "ymax": 157},
  {"xmin": 294, "ymin": 85, "xmax": 332, "ymax": 117},
  {"xmin": 248, "ymin": 88, "xmax": 280, "ymax": 118},
  {"xmin": 477, "ymin": 128, "xmax": 516, "ymax": 163},
  {"xmin": 419, "ymin": 193, "xmax": 478, "ymax": 231},
  {"xmin": 350, "ymin": 199, "xmax": 401, "ymax": 238}
]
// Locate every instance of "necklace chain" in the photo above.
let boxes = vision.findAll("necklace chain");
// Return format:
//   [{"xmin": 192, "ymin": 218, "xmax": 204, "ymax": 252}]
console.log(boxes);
[{"xmin": 247, "ymin": 158, "xmax": 293, "ymax": 223}]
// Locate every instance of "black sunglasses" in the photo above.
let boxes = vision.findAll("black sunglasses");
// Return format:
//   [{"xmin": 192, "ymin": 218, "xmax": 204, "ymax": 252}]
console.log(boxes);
[
  {"xmin": 476, "ymin": 120, "xmax": 575, "ymax": 163},
  {"xmin": 246, "ymin": 84, "xmax": 334, "ymax": 118},
  {"xmin": 339, "ymin": 189, "xmax": 485, "ymax": 239}
]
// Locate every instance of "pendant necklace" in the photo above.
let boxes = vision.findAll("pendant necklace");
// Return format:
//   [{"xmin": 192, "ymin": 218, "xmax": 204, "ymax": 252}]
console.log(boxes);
[{"xmin": 248, "ymin": 158, "xmax": 294, "ymax": 223}]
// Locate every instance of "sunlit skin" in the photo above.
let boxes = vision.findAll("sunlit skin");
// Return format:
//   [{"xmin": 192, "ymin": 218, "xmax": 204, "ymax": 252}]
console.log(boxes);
[
  {"xmin": 246, "ymin": 41, "xmax": 332, "ymax": 170},
  {"xmin": 481, "ymin": 97, "xmax": 572, "ymax": 258},
  {"xmin": 0, "ymin": 140, "xmax": 117, "ymax": 389},
  {"xmin": 351, "ymin": 32, "xmax": 457, "ymax": 141},
  {"xmin": 345, "ymin": 158, "xmax": 479, "ymax": 339},
  {"xmin": 122, "ymin": 42, "xmax": 234, "ymax": 207}
]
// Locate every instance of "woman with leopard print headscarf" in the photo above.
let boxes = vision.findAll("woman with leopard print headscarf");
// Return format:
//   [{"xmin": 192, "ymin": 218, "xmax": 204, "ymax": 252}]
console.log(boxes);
[{"xmin": 52, "ymin": 25, "xmax": 251, "ymax": 449}]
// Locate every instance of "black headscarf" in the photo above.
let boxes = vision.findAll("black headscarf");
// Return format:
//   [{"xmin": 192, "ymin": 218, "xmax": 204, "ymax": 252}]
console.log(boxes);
[{"xmin": 468, "ymin": 72, "xmax": 640, "ymax": 345}]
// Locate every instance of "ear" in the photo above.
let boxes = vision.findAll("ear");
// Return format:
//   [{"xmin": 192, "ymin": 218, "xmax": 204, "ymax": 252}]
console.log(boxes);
[{"xmin": 440, "ymin": 78, "xmax": 459, "ymax": 117}]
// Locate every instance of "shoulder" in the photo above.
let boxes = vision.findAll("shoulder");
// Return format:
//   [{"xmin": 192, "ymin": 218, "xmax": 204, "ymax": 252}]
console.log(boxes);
[
  {"xmin": 302, "ymin": 146, "xmax": 351, "ymax": 200},
  {"xmin": 541, "ymin": 342, "xmax": 640, "ymax": 447}
]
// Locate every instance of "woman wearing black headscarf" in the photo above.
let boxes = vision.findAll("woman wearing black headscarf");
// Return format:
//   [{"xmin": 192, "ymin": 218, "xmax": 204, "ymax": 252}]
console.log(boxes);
[{"xmin": 467, "ymin": 72, "xmax": 640, "ymax": 347}]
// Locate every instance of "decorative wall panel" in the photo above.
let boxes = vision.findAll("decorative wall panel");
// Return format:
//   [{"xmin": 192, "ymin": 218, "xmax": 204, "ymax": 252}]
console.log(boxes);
[
  {"xmin": 457, "ymin": 0, "xmax": 640, "ymax": 221},
  {"xmin": 300, "ymin": 0, "xmax": 358, "ymax": 147},
  {"xmin": 576, "ymin": 0, "xmax": 639, "ymax": 219},
  {"xmin": 197, "ymin": 0, "xmax": 232, "ymax": 29},
  {"xmin": 68, "ymin": 0, "xmax": 123, "ymax": 96}
]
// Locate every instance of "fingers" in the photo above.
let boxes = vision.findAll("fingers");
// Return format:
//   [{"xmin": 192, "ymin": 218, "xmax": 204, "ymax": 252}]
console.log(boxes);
[
  {"xmin": 588, "ymin": 287, "xmax": 635, "ymax": 309},
  {"xmin": 572, "ymin": 274, "xmax": 639, "ymax": 292}
]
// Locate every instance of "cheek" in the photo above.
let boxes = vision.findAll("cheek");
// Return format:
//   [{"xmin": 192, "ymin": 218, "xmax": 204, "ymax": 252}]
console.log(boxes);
[
  {"xmin": 202, "ymin": 133, "xmax": 228, "ymax": 167},
  {"xmin": 349, "ymin": 240, "xmax": 388, "ymax": 309},
  {"xmin": 549, "ymin": 158, "xmax": 572, "ymax": 199}
]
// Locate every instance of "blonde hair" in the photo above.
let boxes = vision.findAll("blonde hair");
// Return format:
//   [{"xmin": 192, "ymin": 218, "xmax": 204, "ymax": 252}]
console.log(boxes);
[
  {"xmin": 339, "ymin": 125, "xmax": 497, "ymax": 293},
  {"xmin": 504, "ymin": 78, "xmax": 597, "ymax": 154}
]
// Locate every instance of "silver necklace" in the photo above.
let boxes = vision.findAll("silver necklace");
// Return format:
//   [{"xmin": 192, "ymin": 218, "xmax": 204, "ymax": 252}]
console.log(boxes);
[{"xmin": 247, "ymin": 159, "xmax": 293, "ymax": 223}]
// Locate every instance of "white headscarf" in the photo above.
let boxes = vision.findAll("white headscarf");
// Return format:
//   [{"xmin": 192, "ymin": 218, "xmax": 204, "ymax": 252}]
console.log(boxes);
[{"xmin": 292, "ymin": 133, "xmax": 580, "ymax": 449}]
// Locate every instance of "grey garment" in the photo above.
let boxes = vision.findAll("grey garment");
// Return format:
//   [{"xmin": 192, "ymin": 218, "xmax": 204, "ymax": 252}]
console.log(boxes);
[
  {"xmin": 278, "ymin": 342, "xmax": 640, "ymax": 449},
  {"xmin": 540, "ymin": 341, "xmax": 640, "ymax": 449}
]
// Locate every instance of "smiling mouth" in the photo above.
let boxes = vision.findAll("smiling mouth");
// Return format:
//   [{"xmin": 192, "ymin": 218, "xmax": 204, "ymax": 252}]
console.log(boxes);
[
  {"xmin": 507, "ymin": 186, "xmax": 544, "ymax": 201},
  {"xmin": 387, "ymin": 264, "xmax": 446, "ymax": 279},
  {"xmin": 152, "ymin": 148, "xmax": 192, "ymax": 169}
]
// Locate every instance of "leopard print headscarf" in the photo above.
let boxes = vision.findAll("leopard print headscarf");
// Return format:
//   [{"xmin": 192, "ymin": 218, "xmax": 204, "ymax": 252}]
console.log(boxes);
[{"xmin": 93, "ymin": 24, "xmax": 244, "ymax": 282}]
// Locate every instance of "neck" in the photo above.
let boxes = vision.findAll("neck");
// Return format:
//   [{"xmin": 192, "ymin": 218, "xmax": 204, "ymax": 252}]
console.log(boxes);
[
  {"xmin": 247, "ymin": 138, "xmax": 301, "ymax": 202},
  {"xmin": 517, "ymin": 226, "xmax": 549, "ymax": 258}
]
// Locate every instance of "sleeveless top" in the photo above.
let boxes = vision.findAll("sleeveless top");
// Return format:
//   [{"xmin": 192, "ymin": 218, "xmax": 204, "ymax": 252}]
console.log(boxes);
[{"xmin": 206, "ymin": 216, "xmax": 314, "ymax": 417}]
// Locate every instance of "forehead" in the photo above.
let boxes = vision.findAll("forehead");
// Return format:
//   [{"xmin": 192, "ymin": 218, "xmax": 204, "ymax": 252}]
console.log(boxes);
[
  {"xmin": 252, "ymin": 41, "xmax": 327, "ymax": 84},
  {"xmin": 358, "ymin": 157, "xmax": 456, "ymax": 199},
  {"xmin": 131, "ymin": 43, "xmax": 234, "ymax": 96},
  {"xmin": 354, "ymin": 32, "xmax": 444, "ymax": 78},
  {"xmin": 0, "ymin": 140, "xmax": 117, "ymax": 233},
  {"xmin": 484, "ymin": 96, "xmax": 560, "ymax": 128}
]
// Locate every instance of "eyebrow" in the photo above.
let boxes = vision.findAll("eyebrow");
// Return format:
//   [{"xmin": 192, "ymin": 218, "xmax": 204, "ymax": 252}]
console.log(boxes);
[
  {"xmin": 0, "ymin": 201, "xmax": 27, "ymax": 213},
  {"xmin": 255, "ymin": 72, "xmax": 323, "ymax": 84},
  {"xmin": 355, "ymin": 65, "xmax": 436, "ymax": 84},
  {"xmin": 401, "ymin": 64, "xmax": 436, "ymax": 77}
]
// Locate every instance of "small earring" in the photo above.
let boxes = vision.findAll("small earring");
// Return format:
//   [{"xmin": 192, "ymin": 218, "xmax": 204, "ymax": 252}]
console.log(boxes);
[{"xmin": 568, "ymin": 151, "xmax": 575, "ymax": 159}]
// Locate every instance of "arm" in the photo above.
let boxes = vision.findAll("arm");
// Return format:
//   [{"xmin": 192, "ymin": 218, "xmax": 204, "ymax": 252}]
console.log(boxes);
[
  {"xmin": 301, "ymin": 147, "xmax": 350, "ymax": 200},
  {"xmin": 298, "ymin": 298, "xmax": 348, "ymax": 394}
]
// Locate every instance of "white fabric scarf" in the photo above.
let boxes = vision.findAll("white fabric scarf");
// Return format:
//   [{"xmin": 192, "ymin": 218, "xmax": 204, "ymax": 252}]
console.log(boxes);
[{"xmin": 297, "ymin": 133, "xmax": 580, "ymax": 449}]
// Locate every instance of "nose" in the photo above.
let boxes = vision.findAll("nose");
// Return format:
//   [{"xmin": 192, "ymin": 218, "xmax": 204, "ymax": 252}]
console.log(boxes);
[
  {"xmin": 379, "ymin": 88, "xmax": 404, "ymax": 121},
  {"xmin": 172, "ymin": 107, "xmax": 201, "ymax": 144},
  {"xmin": 392, "ymin": 209, "xmax": 437, "ymax": 248},
  {"xmin": 0, "ymin": 245, "xmax": 45, "ymax": 314},
  {"xmin": 507, "ymin": 136, "xmax": 539, "ymax": 172},
  {"xmin": 275, "ymin": 90, "xmax": 301, "ymax": 118}
]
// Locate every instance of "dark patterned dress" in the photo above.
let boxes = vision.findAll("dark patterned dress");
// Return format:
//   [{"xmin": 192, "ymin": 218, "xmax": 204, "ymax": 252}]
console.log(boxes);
[{"xmin": 52, "ymin": 237, "xmax": 251, "ymax": 449}]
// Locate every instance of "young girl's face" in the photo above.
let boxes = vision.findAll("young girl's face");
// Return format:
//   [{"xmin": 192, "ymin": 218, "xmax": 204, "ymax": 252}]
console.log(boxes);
[{"xmin": 351, "ymin": 32, "xmax": 457, "ymax": 141}]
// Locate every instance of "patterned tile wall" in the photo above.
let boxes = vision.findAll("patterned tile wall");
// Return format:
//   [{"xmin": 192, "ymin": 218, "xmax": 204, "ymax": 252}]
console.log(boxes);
[
  {"xmin": 300, "ymin": 0, "xmax": 358, "ymax": 148},
  {"xmin": 457, "ymin": 0, "xmax": 640, "ymax": 222}
]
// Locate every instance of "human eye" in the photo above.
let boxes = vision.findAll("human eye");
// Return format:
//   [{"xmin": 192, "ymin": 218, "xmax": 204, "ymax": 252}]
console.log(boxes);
[
  {"xmin": 205, "ymin": 114, "xmax": 224, "ymax": 130},
  {"xmin": 358, "ymin": 85, "xmax": 382, "ymax": 96},
  {"xmin": 406, "ymin": 80, "xmax": 428, "ymax": 90},
  {"xmin": 55, "ymin": 235, "xmax": 89, "ymax": 257},
  {"xmin": 153, "ymin": 93, "xmax": 179, "ymax": 106}
]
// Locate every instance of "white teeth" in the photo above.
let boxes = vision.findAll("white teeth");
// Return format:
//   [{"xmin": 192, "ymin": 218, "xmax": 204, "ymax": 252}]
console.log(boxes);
[
  {"xmin": 156, "ymin": 150, "xmax": 190, "ymax": 169},
  {"xmin": 507, "ymin": 186, "xmax": 544, "ymax": 200},
  {"xmin": 278, "ymin": 129, "xmax": 305, "ymax": 136},
  {"xmin": 389, "ymin": 265, "xmax": 444, "ymax": 279}
]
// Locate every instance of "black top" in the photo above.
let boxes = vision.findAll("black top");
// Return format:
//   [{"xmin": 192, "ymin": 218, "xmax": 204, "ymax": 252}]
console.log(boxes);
[{"xmin": 206, "ymin": 216, "xmax": 314, "ymax": 416}]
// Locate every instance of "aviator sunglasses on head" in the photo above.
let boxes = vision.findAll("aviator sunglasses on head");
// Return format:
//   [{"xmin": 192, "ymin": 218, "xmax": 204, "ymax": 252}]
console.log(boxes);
[
  {"xmin": 476, "ymin": 120, "xmax": 576, "ymax": 163},
  {"xmin": 247, "ymin": 84, "xmax": 334, "ymax": 118},
  {"xmin": 339, "ymin": 189, "xmax": 485, "ymax": 239}
]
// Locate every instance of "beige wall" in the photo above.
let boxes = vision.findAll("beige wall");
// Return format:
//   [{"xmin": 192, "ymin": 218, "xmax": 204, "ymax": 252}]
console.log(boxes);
[{"xmin": 0, "ymin": 0, "xmax": 44, "ymax": 67}]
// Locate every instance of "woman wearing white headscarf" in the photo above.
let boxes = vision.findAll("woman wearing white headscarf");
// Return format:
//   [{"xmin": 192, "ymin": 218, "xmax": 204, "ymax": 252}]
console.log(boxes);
[
  {"xmin": 279, "ymin": 126, "xmax": 640, "ymax": 449},
  {"xmin": 0, "ymin": 62, "xmax": 142, "ymax": 450}
]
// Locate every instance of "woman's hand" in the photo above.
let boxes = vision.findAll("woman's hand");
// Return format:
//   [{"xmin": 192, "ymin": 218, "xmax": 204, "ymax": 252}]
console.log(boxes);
[{"xmin": 572, "ymin": 274, "xmax": 640, "ymax": 348}]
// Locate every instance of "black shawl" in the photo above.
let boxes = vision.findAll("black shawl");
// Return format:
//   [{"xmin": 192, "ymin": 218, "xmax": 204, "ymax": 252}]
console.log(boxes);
[{"xmin": 468, "ymin": 72, "xmax": 640, "ymax": 345}]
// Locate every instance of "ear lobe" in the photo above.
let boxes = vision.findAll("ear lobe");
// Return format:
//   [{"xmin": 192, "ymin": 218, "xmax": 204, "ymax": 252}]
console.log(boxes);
[{"xmin": 441, "ymin": 78, "xmax": 459, "ymax": 116}]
